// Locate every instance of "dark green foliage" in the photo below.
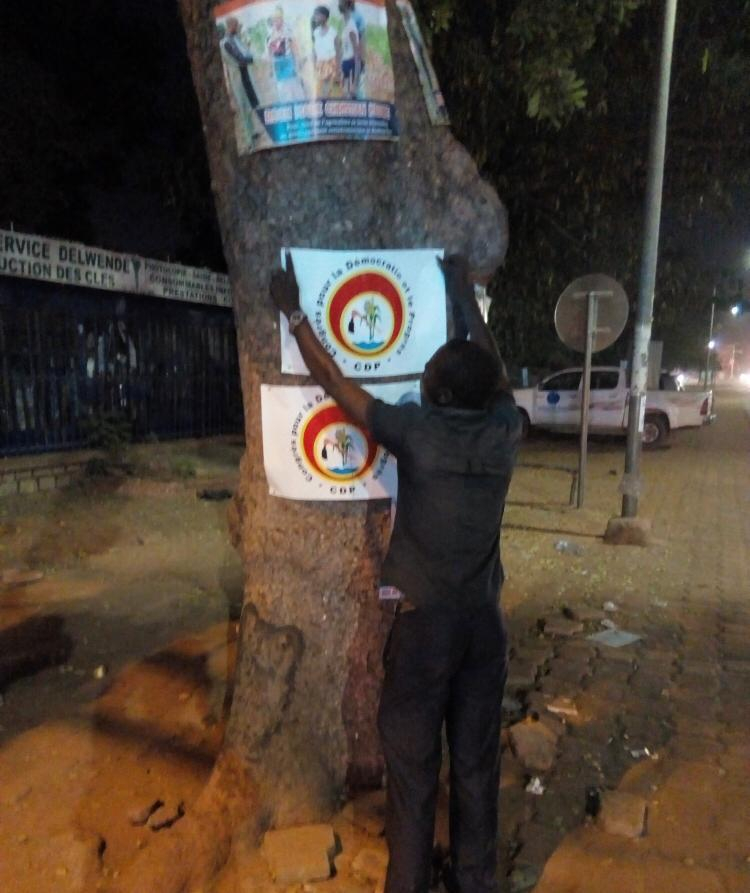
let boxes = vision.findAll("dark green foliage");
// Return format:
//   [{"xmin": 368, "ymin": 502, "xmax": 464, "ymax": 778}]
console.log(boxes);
[
  {"xmin": 81, "ymin": 411, "xmax": 133, "ymax": 466},
  {"xmin": 414, "ymin": 0, "xmax": 750, "ymax": 371}
]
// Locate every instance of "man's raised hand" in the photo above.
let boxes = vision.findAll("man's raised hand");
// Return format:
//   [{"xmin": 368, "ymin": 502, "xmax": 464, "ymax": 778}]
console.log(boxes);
[
  {"xmin": 270, "ymin": 249, "xmax": 301, "ymax": 319},
  {"xmin": 437, "ymin": 253, "xmax": 475, "ymax": 307},
  {"xmin": 438, "ymin": 253, "xmax": 501, "ymax": 361}
]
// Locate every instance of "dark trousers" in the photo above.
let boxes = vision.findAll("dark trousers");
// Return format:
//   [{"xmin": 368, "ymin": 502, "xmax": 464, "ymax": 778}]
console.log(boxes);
[{"xmin": 377, "ymin": 601, "xmax": 507, "ymax": 893}]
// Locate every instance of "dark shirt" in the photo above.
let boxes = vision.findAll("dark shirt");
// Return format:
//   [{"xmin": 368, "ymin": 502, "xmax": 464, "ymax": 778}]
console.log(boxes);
[{"xmin": 368, "ymin": 392, "xmax": 521, "ymax": 611}]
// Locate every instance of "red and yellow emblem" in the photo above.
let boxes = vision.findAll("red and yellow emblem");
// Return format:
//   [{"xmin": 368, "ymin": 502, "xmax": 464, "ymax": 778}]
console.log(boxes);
[
  {"xmin": 300, "ymin": 402, "xmax": 378, "ymax": 482},
  {"xmin": 327, "ymin": 270, "xmax": 406, "ymax": 358}
]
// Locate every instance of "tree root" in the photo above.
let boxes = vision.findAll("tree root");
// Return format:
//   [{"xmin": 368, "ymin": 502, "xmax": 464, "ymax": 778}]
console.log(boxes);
[{"xmin": 112, "ymin": 749, "xmax": 259, "ymax": 893}]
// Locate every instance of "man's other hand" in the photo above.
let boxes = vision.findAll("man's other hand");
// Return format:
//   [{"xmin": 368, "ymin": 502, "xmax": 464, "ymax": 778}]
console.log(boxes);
[
  {"xmin": 438, "ymin": 253, "xmax": 501, "ymax": 362},
  {"xmin": 438, "ymin": 254, "xmax": 475, "ymax": 307},
  {"xmin": 270, "ymin": 250, "xmax": 301, "ymax": 318}
]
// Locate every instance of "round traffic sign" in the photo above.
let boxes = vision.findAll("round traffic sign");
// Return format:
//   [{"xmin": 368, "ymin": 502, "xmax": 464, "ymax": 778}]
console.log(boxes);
[{"xmin": 554, "ymin": 274, "xmax": 629, "ymax": 353}]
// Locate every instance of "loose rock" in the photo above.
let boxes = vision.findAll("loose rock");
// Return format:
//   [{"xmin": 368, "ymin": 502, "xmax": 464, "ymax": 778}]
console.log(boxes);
[
  {"xmin": 509, "ymin": 719, "xmax": 558, "ymax": 773},
  {"xmin": 261, "ymin": 824, "xmax": 336, "ymax": 885},
  {"xmin": 597, "ymin": 791, "xmax": 647, "ymax": 838},
  {"xmin": 534, "ymin": 711, "xmax": 566, "ymax": 739},
  {"xmin": 351, "ymin": 847, "xmax": 389, "ymax": 884},
  {"xmin": 546, "ymin": 697, "xmax": 579, "ymax": 719},
  {"xmin": 542, "ymin": 618, "xmax": 584, "ymax": 638},
  {"xmin": 506, "ymin": 661, "xmax": 539, "ymax": 690}
]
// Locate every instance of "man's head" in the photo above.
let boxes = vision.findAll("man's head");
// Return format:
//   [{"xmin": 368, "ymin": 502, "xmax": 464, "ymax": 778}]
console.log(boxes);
[
  {"xmin": 227, "ymin": 17, "xmax": 240, "ymax": 35},
  {"xmin": 421, "ymin": 340, "xmax": 505, "ymax": 410},
  {"xmin": 338, "ymin": 0, "xmax": 354, "ymax": 14}
]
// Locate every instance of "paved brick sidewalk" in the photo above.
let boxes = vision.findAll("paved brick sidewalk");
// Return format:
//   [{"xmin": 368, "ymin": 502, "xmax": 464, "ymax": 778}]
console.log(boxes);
[{"xmin": 497, "ymin": 388, "xmax": 750, "ymax": 893}]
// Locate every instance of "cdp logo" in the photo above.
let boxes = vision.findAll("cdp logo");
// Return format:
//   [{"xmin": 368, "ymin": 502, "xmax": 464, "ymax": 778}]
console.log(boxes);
[
  {"xmin": 326, "ymin": 270, "xmax": 407, "ymax": 362},
  {"xmin": 299, "ymin": 401, "xmax": 379, "ymax": 483}
]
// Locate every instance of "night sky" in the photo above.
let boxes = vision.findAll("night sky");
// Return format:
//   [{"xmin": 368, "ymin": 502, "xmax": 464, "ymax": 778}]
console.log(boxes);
[
  {"xmin": 0, "ymin": 0, "xmax": 224, "ymax": 270},
  {"xmin": 1, "ymin": 0, "xmax": 748, "ymax": 370},
  {"xmin": 2, "ymin": 0, "xmax": 748, "ymax": 277}
]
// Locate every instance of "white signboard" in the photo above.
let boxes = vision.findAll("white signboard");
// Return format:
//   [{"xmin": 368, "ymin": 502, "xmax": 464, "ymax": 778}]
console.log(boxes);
[
  {"xmin": 0, "ymin": 228, "xmax": 232, "ymax": 308},
  {"xmin": 261, "ymin": 381, "xmax": 420, "ymax": 501},
  {"xmin": 139, "ymin": 258, "xmax": 231, "ymax": 307},
  {"xmin": 280, "ymin": 248, "xmax": 446, "ymax": 378}
]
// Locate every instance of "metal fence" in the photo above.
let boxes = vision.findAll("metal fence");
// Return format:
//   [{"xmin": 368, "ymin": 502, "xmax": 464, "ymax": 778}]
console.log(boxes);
[{"xmin": 0, "ymin": 277, "xmax": 244, "ymax": 456}]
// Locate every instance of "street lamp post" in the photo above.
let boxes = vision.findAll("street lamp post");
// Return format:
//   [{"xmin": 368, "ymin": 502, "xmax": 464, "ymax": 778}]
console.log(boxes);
[
  {"xmin": 621, "ymin": 0, "xmax": 678, "ymax": 518},
  {"xmin": 704, "ymin": 300, "xmax": 716, "ymax": 386}
]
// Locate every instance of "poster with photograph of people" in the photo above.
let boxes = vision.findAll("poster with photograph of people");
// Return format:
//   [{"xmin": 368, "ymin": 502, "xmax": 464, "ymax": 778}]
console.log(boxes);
[{"xmin": 214, "ymin": 0, "xmax": 398, "ymax": 153}]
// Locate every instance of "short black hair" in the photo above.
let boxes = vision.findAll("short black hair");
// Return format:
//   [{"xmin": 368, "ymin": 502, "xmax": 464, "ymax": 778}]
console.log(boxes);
[
  {"xmin": 427, "ymin": 340, "xmax": 504, "ymax": 410},
  {"xmin": 314, "ymin": 5, "xmax": 330, "ymax": 19}
]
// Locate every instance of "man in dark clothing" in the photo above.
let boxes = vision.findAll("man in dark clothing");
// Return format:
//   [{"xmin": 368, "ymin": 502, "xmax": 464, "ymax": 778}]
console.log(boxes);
[
  {"xmin": 222, "ymin": 17, "xmax": 260, "ymax": 111},
  {"xmin": 270, "ymin": 252, "xmax": 521, "ymax": 893}
]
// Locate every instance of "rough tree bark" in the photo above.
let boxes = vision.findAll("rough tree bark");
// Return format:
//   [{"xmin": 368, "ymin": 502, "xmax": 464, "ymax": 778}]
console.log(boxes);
[{"xmin": 118, "ymin": 2, "xmax": 507, "ymax": 889}]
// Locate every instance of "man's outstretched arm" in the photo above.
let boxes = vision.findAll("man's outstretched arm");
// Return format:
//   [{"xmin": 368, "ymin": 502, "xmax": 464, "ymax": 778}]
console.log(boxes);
[
  {"xmin": 438, "ymin": 254, "xmax": 501, "ymax": 363},
  {"xmin": 270, "ymin": 251, "xmax": 373, "ymax": 428}
]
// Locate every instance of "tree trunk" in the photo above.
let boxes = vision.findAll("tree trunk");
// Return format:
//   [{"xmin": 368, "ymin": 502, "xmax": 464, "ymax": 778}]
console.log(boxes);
[{"xmin": 120, "ymin": 1, "xmax": 507, "ymax": 887}]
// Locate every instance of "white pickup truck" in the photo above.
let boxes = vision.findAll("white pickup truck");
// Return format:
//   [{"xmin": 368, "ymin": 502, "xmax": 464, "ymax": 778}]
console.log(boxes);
[{"xmin": 514, "ymin": 367, "xmax": 713, "ymax": 447}]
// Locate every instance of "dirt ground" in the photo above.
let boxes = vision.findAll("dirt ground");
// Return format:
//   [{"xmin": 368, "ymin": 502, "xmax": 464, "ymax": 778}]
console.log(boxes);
[
  {"xmin": 0, "ymin": 440, "xmax": 244, "ymax": 892},
  {"xmin": 0, "ymin": 391, "xmax": 748, "ymax": 893}
]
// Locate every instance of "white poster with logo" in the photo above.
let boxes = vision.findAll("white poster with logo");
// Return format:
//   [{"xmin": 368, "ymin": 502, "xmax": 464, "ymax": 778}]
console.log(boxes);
[
  {"xmin": 261, "ymin": 381, "xmax": 420, "ymax": 500},
  {"xmin": 279, "ymin": 248, "xmax": 446, "ymax": 377}
]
